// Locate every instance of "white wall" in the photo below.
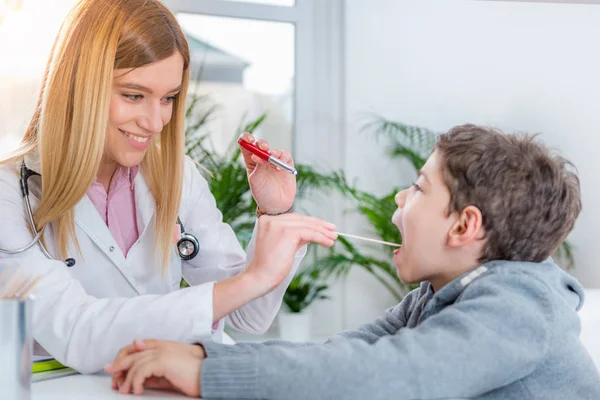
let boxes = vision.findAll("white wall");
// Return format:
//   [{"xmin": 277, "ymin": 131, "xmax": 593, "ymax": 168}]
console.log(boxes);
[{"xmin": 338, "ymin": 0, "xmax": 600, "ymax": 329}]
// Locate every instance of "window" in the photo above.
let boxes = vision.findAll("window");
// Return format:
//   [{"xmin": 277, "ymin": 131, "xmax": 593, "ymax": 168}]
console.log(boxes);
[
  {"xmin": 221, "ymin": 0, "xmax": 295, "ymax": 6},
  {"xmin": 164, "ymin": 0, "xmax": 314, "ymax": 161},
  {"xmin": 0, "ymin": 0, "xmax": 77, "ymax": 156},
  {"xmin": 176, "ymin": 13, "xmax": 295, "ymax": 154}
]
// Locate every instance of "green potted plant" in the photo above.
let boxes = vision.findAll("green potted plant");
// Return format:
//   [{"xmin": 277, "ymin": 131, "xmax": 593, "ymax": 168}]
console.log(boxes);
[
  {"xmin": 278, "ymin": 267, "xmax": 329, "ymax": 342},
  {"xmin": 182, "ymin": 77, "xmax": 350, "ymax": 292}
]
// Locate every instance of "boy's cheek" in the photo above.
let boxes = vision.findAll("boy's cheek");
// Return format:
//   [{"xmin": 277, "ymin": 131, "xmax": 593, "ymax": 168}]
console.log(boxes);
[{"xmin": 391, "ymin": 208, "xmax": 402, "ymax": 227}]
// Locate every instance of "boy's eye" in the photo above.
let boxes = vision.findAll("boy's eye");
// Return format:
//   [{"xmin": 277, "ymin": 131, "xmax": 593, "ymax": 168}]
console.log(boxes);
[
  {"xmin": 123, "ymin": 94, "xmax": 143, "ymax": 101},
  {"xmin": 412, "ymin": 182, "xmax": 422, "ymax": 192}
]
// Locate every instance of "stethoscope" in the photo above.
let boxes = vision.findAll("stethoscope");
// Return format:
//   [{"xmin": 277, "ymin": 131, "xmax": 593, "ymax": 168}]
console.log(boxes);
[{"xmin": 0, "ymin": 161, "xmax": 200, "ymax": 266}]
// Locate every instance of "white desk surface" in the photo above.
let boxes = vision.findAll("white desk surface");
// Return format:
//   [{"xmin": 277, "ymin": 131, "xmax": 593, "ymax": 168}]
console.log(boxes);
[{"xmin": 33, "ymin": 373, "xmax": 187, "ymax": 399}]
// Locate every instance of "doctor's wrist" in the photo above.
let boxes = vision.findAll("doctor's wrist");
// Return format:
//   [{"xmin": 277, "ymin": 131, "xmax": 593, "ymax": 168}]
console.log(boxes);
[
  {"xmin": 213, "ymin": 273, "xmax": 270, "ymax": 321},
  {"xmin": 256, "ymin": 205, "xmax": 293, "ymax": 218},
  {"xmin": 240, "ymin": 268, "xmax": 277, "ymax": 294}
]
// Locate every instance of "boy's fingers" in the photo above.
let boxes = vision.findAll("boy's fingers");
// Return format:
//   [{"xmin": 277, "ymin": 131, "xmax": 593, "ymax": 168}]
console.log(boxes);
[
  {"xmin": 119, "ymin": 351, "xmax": 157, "ymax": 394},
  {"xmin": 144, "ymin": 376, "xmax": 173, "ymax": 390},
  {"xmin": 133, "ymin": 339, "xmax": 146, "ymax": 351},
  {"xmin": 111, "ymin": 371, "xmax": 123, "ymax": 390},
  {"xmin": 138, "ymin": 339, "xmax": 160, "ymax": 350},
  {"xmin": 119, "ymin": 362, "xmax": 138, "ymax": 394},
  {"xmin": 110, "ymin": 350, "xmax": 152, "ymax": 374},
  {"xmin": 132, "ymin": 361, "xmax": 163, "ymax": 395},
  {"xmin": 115, "ymin": 374, "xmax": 126, "ymax": 391},
  {"xmin": 109, "ymin": 344, "xmax": 136, "ymax": 370},
  {"xmin": 108, "ymin": 339, "xmax": 146, "ymax": 373}
]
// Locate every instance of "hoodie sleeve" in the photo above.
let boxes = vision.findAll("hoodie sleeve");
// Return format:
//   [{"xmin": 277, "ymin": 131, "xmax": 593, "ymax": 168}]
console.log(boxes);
[
  {"xmin": 200, "ymin": 272, "xmax": 553, "ymax": 400},
  {"xmin": 330, "ymin": 284, "xmax": 425, "ymax": 344},
  {"xmin": 200, "ymin": 285, "xmax": 426, "ymax": 359}
]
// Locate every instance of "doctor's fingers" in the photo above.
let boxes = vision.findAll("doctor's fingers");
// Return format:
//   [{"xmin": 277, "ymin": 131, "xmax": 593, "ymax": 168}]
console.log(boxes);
[
  {"xmin": 265, "ymin": 225, "xmax": 337, "ymax": 248},
  {"xmin": 259, "ymin": 213, "xmax": 335, "ymax": 232},
  {"xmin": 262, "ymin": 217, "xmax": 336, "ymax": 234},
  {"xmin": 255, "ymin": 138, "xmax": 270, "ymax": 152},
  {"xmin": 261, "ymin": 221, "xmax": 338, "ymax": 245},
  {"xmin": 261, "ymin": 213, "xmax": 336, "ymax": 230},
  {"xmin": 269, "ymin": 149, "xmax": 294, "ymax": 165},
  {"xmin": 295, "ymin": 227, "xmax": 338, "ymax": 248}
]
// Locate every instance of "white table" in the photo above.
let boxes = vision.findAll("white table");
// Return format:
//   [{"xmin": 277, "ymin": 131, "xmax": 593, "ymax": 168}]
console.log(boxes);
[{"xmin": 33, "ymin": 373, "xmax": 187, "ymax": 399}]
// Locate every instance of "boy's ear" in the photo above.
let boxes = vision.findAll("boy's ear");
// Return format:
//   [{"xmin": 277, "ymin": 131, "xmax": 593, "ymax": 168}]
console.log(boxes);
[{"xmin": 447, "ymin": 205, "xmax": 485, "ymax": 248}]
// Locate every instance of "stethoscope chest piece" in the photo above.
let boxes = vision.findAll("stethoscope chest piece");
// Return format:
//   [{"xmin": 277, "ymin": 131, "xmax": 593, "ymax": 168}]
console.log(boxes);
[
  {"xmin": 177, "ymin": 233, "xmax": 199, "ymax": 261},
  {"xmin": 176, "ymin": 218, "xmax": 199, "ymax": 261}
]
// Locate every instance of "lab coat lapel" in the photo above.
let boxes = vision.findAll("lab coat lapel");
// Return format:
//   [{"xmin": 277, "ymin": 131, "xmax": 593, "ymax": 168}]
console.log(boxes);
[
  {"xmin": 73, "ymin": 193, "xmax": 145, "ymax": 294},
  {"xmin": 133, "ymin": 169, "xmax": 155, "ymax": 238}
]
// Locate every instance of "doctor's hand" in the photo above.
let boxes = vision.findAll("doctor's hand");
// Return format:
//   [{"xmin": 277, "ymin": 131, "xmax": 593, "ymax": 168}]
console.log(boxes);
[
  {"xmin": 106, "ymin": 339, "xmax": 204, "ymax": 397},
  {"xmin": 246, "ymin": 213, "xmax": 337, "ymax": 291},
  {"xmin": 239, "ymin": 132, "xmax": 296, "ymax": 215}
]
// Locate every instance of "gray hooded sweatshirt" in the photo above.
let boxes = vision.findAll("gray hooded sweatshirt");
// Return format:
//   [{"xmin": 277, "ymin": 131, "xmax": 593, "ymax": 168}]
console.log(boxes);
[{"xmin": 200, "ymin": 259, "xmax": 600, "ymax": 399}]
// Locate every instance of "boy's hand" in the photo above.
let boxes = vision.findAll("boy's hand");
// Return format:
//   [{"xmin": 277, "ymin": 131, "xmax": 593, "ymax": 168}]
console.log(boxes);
[{"xmin": 106, "ymin": 339, "xmax": 204, "ymax": 396}]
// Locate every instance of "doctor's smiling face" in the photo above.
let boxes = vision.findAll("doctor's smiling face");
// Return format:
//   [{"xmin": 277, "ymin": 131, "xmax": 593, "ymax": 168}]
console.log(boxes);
[{"xmin": 104, "ymin": 51, "xmax": 184, "ymax": 169}]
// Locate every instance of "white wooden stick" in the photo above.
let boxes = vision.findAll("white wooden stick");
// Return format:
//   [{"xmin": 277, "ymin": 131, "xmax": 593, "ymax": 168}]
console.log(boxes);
[{"xmin": 334, "ymin": 232, "xmax": 401, "ymax": 248}]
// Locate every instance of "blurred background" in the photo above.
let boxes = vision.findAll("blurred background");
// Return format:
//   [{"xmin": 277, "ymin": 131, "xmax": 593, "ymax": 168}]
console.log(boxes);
[{"xmin": 2, "ymin": 0, "xmax": 600, "ymax": 362}]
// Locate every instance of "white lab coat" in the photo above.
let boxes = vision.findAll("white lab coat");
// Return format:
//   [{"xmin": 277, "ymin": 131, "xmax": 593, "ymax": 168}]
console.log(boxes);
[{"xmin": 0, "ymin": 154, "xmax": 305, "ymax": 374}]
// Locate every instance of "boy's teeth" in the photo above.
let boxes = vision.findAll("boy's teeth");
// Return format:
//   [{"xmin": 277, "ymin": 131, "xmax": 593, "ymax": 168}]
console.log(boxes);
[{"xmin": 123, "ymin": 131, "xmax": 148, "ymax": 143}]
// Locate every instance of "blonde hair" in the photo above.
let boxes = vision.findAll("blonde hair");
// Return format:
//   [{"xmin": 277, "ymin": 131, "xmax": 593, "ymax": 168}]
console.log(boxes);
[{"xmin": 1, "ymin": 0, "xmax": 190, "ymax": 271}]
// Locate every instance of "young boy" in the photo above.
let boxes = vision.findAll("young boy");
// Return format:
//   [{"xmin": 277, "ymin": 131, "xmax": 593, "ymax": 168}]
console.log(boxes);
[{"xmin": 107, "ymin": 124, "xmax": 600, "ymax": 399}]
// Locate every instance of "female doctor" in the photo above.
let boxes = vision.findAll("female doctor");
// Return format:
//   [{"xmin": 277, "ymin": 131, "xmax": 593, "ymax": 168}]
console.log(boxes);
[{"xmin": 0, "ymin": 0, "xmax": 337, "ymax": 374}]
